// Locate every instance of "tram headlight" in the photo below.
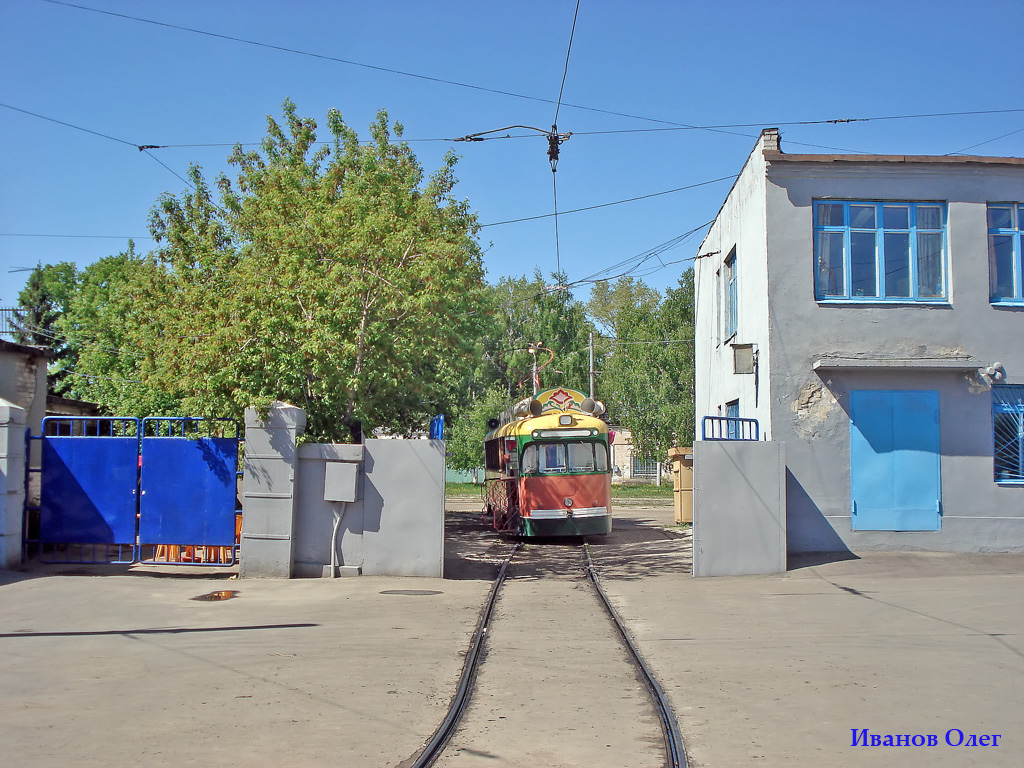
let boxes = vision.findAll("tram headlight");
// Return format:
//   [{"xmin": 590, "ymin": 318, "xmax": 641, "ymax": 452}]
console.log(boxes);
[{"xmin": 563, "ymin": 497, "xmax": 574, "ymax": 507}]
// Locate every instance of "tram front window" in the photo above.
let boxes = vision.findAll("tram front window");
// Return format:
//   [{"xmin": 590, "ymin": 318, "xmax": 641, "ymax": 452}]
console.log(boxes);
[{"xmin": 522, "ymin": 442, "xmax": 608, "ymax": 474}]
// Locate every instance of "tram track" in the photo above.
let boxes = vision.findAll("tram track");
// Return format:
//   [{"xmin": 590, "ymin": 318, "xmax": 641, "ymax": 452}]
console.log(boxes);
[{"xmin": 409, "ymin": 539, "xmax": 688, "ymax": 768}]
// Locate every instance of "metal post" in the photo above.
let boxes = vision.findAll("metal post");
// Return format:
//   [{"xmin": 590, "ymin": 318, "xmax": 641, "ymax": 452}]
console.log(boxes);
[
  {"xmin": 531, "ymin": 347, "xmax": 538, "ymax": 396},
  {"xmin": 589, "ymin": 331, "xmax": 595, "ymax": 399}
]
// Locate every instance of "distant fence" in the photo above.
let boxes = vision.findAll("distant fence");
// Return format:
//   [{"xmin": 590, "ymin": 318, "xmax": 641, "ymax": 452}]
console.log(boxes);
[{"xmin": 0, "ymin": 308, "xmax": 19, "ymax": 340}]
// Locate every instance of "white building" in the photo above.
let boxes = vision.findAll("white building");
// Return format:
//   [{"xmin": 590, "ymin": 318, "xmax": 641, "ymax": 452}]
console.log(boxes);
[{"xmin": 695, "ymin": 129, "xmax": 1024, "ymax": 553}]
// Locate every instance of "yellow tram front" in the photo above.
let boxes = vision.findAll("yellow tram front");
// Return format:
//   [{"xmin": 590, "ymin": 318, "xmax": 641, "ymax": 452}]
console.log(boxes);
[{"xmin": 484, "ymin": 388, "xmax": 612, "ymax": 537}]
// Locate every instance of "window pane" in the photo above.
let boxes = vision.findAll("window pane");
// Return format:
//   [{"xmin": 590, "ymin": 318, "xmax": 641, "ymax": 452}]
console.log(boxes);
[
  {"xmin": 989, "ymin": 205, "xmax": 1014, "ymax": 230},
  {"xmin": 568, "ymin": 442, "xmax": 597, "ymax": 472},
  {"xmin": 990, "ymin": 234, "xmax": 1017, "ymax": 299},
  {"xmin": 850, "ymin": 204, "xmax": 876, "ymax": 228},
  {"xmin": 816, "ymin": 231, "xmax": 845, "ymax": 296},
  {"xmin": 817, "ymin": 203, "xmax": 844, "ymax": 226},
  {"xmin": 522, "ymin": 445, "xmax": 539, "ymax": 474},
  {"xmin": 916, "ymin": 232, "xmax": 944, "ymax": 298},
  {"xmin": 595, "ymin": 444, "xmax": 608, "ymax": 472},
  {"xmin": 884, "ymin": 232, "xmax": 911, "ymax": 297},
  {"xmin": 850, "ymin": 231, "xmax": 877, "ymax": 297},
  {"xmin": 883, "ymin": 205, "xmax": 909, "ymax": 229},
  {"xmin": 917, "ymin": 206, "xmax": 943, "ymax": 230},
  {"xmin": 539, "ymin": 444, "xmax": 566, "ymax": 473}
]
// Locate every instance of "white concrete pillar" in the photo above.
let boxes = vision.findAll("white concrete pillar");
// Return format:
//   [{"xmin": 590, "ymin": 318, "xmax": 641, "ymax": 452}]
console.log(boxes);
[
  {"xmin": 0, "ymin": 398, "xmax": 27, "ymax": 570},
  {"xmin": 239, "ymin": 402, "xmax": 306, "ymax": 578}
]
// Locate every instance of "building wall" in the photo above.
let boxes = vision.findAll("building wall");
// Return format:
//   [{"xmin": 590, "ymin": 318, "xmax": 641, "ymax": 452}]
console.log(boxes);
[
  {"xmin": 695, "ymin": 136, "xmax": 774, "ymax": 440},
  {"xmin": 762, "ymin": 155, "xmax": 1024, "ymax": 551},
  {"xmin": 608, "ymin": 427, "xmax": 669, "ymax": 484},
  {"xmin": 0, "ymin": 342, "xmax": 49, "ymax": 437}
]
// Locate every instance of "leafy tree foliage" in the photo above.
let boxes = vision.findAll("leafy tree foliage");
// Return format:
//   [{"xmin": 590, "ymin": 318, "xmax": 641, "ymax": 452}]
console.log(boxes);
[
  {"xmin": 67, "ymin": 101, "xmax": 488, "ymax": 442},
  {"xmin": 13, "ymin": 261, "xmax": 79, "ymax": 393},
  {"xmin": 59, "ymin": 245, "xmax": 184, "ymax": 415},
  {"xmin": 598, "ymin": 270, "xmax": 695, "ymax": 460},
  {"xmin": 483, "ymin": 271, "xmax": 596, "ymax": 398},
  {"xmin": 445, "ymin": 384, "xmax": 510, "ymax": 472},
  {"xmin": 586, "ymin": 276, "xmax": 660, "ymax": 337},
  {"xmin": 444, "ymin": 271, "xmax": 601, "ymax": 469}
]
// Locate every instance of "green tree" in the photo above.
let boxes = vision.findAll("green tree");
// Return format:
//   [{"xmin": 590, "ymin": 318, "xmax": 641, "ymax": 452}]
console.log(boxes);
[
  {"xmin": 13, "ymin": 261, "xmax": 79, "ymax": 393},
  {"xmin": 485, "ymin": 271, "xmax": 596, "ymax": 399},
  {"xmin": 71, "ymin": 101, "xmax": 488, "ymax": 442},
  {"xmin": 445, "ymin": 383, "xmax": 509, "ymax": 471},
  {"xmin": 601, "ymin": 269, "xmax": 695, "ymax": 459},
  {"xmin": 59, "ymin": 245, "xmax": 184, "ymax": 415},
  {"xmin": 586, "ymin": 276, "xmax": 660, "ymax": 337}
]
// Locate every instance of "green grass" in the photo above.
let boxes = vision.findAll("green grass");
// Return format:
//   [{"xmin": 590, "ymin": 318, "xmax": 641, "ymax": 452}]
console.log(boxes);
[
  {"xmin": 610, "ymin": 483, "xmax": 674, "ymax": 498},
  {"xmin": 445, "ymin": 482, "xmax": 486, "ymax": 498}
]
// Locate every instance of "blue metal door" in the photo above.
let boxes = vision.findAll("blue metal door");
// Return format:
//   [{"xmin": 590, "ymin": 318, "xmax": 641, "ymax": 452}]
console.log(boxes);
[
  {"xmin": 850, "ymin": 390, "xmax": 941, "ymax": 531},
  {"xmin": 138, "ymin": 418, "xmax": 239, "ymax": 559}
]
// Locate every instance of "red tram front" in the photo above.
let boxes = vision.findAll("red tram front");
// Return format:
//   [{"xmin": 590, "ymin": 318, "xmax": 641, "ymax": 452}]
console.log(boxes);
[{"xmin": 484, "ymin": 388, "xmax": 612, "ymax": 537}]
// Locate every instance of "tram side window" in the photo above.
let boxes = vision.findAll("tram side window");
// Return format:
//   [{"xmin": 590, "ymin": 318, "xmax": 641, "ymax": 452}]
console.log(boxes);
[
  {"xmin": 522, "ymin": 445, "xmax": 539, "ymax": 474},
  {"xmin": 485, "ymin": 439, "xmax": 501, "ymax": 471}
]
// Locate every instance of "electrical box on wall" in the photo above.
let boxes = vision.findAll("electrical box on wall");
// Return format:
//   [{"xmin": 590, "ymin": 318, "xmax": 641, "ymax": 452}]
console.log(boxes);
[
  {"xmin": 733, "ymin": 343, "xmax": 756, "ymax": 374},
  {"xmin": 324, "ymin": 462, "xmax": 360, "ymax": 502}
]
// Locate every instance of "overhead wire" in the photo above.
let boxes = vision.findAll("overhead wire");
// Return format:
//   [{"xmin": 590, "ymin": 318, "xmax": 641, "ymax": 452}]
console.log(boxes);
[
  {"xmin": 38, "ymin": 0, "xmax": 761, "ymax": 134},
  {"xmin": 553, "ymin": 0, "xmax": 580, "ymax": 127},
  {"xmin": 481, "ymin": 176, "xmax": 735, "ymax": 227},
  {"xmin": 945, "ymin": 125, "xmax": 1024, "ymax": 156},
  {"xmin": 549, "ymin": 0, "xmax": 581, "ymax": 279}
]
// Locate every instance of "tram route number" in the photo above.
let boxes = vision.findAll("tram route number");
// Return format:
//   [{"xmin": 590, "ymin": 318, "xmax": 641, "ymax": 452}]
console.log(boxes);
[{"xmin": 851, "ymin": 729, "xmax": 1002, "ymax": 747}]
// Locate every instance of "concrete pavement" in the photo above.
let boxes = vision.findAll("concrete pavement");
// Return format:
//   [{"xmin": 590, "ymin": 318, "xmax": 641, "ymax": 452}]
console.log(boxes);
[{"xmin": 2, "ymin": 501, "xmax": 1022, "ymax": 767}]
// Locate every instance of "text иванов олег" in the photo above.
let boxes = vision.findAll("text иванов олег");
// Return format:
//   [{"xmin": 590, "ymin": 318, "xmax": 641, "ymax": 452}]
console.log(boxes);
[{"xmin": 851, "ymin": 729, "xmax": 1002, "ymax": 747}]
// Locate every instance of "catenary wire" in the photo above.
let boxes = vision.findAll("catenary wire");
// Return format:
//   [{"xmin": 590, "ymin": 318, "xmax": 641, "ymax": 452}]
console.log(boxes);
[
  {"xmin": 553, "ymin": 0, "xmax": 581, "ymax": 126},
  {"xmin": 945, "ymin": 126, "xmax": 1024, "ymax": 156},
  {"xmin": 481, "ymin": 177, "xmax": 734, "ymax": 227},
  {"xmin": 44, "ymin": 2, "xmax": 1024, "ymax": 142}
]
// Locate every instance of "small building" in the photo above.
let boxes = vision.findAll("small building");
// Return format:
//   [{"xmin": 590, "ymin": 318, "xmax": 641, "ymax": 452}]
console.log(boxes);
[
  {"xmin": 695, "ymin": 129, "xmax": 1024, "ymax": 553},
  {"xmin": 608, "ymin": 427, "xmax": 669, "ymax": 485},
  {"xmin": 0, "ymin": 338, "xmax": 52, "ymax": 437}
]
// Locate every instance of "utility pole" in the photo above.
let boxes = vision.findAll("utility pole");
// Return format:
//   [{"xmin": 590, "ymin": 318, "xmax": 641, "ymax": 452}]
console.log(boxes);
[{"xmin": 589, "ymin": 331, "xmax": 595, "ymax": 399}]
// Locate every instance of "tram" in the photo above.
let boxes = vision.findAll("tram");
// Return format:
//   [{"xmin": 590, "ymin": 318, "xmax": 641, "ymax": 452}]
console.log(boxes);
[{"xmin": 484, "ymin": 388, "xmax": 612, "ymax": 537}]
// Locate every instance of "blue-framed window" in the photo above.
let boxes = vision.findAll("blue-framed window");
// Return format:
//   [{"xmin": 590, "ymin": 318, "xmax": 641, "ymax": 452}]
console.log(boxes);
[
  {"xmin": 723, "ymin": 248, "xmax": 737, "ymax": 339},
  {"xmin": 994, "ymin": 385, "xmax": 1024, "ymax": 484},
  {"xmin": 988, "ymin": 204, "xmax": 1024, "ymax": 303},
  {"xmin": 814, "ymin": 201, "xmax": 947, "ymax": 301},
  {"xmin": 725, "ymin": 400, "xmax": 740, "ymax": 439}
]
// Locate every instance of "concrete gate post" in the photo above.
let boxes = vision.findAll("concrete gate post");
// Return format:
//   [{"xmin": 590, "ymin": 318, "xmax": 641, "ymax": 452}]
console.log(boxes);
[
  {"xmin": 239, "ymin": 402, "xmax": 306, "ymax": 578},
  {"xmin": 0, "ymin": 398, "xmax": 27, "ymax": 570}
]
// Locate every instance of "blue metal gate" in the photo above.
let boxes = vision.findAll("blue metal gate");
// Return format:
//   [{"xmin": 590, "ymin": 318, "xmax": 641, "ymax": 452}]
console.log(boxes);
[
  {"xmin": 29, "ymin": 417, "xmax": 240, "ymax": 565},
  {"xmin": 36, "ymin": 418, "xmax": 140, "ymax": 563}
]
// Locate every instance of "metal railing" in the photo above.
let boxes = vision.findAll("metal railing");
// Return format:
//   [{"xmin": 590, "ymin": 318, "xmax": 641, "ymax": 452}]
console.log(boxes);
[
  {"xmin": 0, "ymin": 308, "xmax": 20, "ymax": 340},
  {"xmin": 701, "ymin": 415, "xmax": 760, "ymax": 441}
]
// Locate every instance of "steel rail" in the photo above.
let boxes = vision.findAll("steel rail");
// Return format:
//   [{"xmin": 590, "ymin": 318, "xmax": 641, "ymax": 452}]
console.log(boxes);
[
  {"xmin": 409, "ymin": 541, "xmax": 521, "ymax": 768},
  {"xmin": 584, "ymin": 543, "xmax": 689, "ymax": 768}
]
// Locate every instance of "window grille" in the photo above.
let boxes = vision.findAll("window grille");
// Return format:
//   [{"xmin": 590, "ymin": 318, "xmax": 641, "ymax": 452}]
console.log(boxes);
[
  {"xmin": 993, "ymin": 385, "xmax": 1024, "ymax": 483},
  {"xmin": 631, "ymin": 456, "xmax": 658, "ymax": 478}
]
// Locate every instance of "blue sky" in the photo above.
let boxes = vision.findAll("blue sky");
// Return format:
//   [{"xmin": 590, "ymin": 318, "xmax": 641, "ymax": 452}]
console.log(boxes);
[{"xmin": 3, "ymin": 0, "xmax": 1023, "ymax": 308}]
